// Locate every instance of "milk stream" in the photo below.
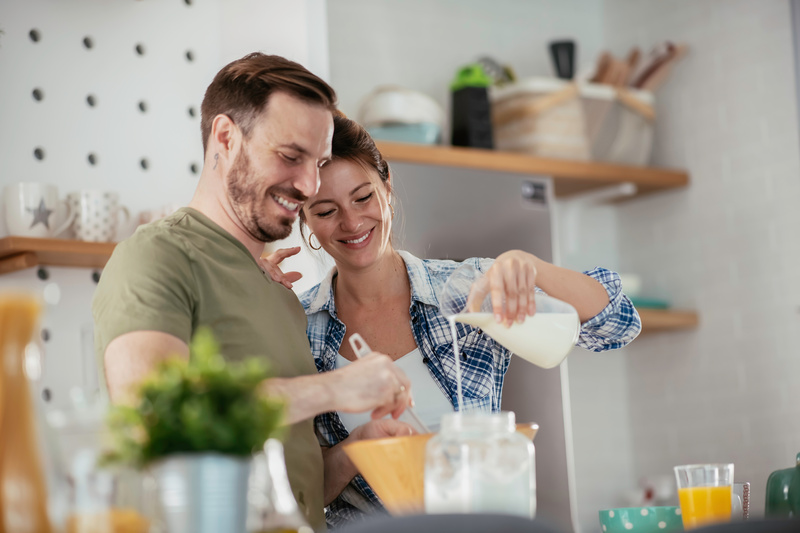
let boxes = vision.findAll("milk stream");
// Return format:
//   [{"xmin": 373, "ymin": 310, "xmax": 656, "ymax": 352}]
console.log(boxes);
[
  {"xmin": 448, "ymin": 317, "xmax": 464, "ymax": 412},
  {"xmin": 453, "ymin": 312, "xmax": 579, "ymax": 369}
]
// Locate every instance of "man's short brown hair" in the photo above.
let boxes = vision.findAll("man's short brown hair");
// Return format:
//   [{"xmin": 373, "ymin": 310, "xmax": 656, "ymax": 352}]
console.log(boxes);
[{"xmin": 200, "ymin": 53, "xmax": 337, "ymax": 153}]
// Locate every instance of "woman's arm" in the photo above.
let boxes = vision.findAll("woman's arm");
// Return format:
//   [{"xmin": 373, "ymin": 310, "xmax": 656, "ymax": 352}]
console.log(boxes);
[{"xmin": 470, "ymin": 250, "xmax": 609, "ymax": 325}]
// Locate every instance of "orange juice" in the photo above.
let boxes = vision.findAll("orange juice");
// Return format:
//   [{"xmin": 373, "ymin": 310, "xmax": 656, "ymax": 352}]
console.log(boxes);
[{"xmin": 678, "ymin": 486, "xmax": 732, "ymax": 529}]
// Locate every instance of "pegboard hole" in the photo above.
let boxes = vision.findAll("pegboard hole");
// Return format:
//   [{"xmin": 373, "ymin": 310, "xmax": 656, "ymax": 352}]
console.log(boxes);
[
  {"xmin": 42, "ymin": 388, "xmax": 52, "ymax": 402},
  {"xmin": 190, "ymin": 162, "xmax": 199, "ymax": 175},
  {"xmin": 185, "ymin": 50, "xmax": 195, "ymax": 62},
  {"xmin": 87, "ymin": 153, "xmax": 98, "ymax": 166},
  {"xmin": 86, "ymin": 94, "xmax": 97, "ymax": 107},
  {"xmin": 184, "ymin": 0, "xmax": 193, "ymax": 5},
  {"xmin": 138, "ymin": 100, "xmax": 148, "ymax": 113},
  {"xmin": 140, "ymin": 158, "xmax": 150, "ymax": 170},
  {"xmin": 188, "ymin": 106, "xmax": 196, "ymax": 118},
  {"xmin": 41, "ymin": 328, "xmax": 51, "ymax": 342},
  {"xmin": 33, "ymin": 147, "xmax": 46, "ymax": 161},
  {"xmin": 92, "ymin": 271, "xmax": 101, "ymax": 284},
  {"xmin": 37, "ymin": 267, "xmax": 49, "ymax": 280},
  {"xmin": 32, "ymin": 88, "xmax": 45, "ymax": 101},
  {"xmin": 29, "ymin": 29, "xmax": 41, "ymax": 43},
  {"xmin": 83, "ymin": 36, "xmax": 94, "ymax": 49},
  {"xmin": 135, "ymin": 43, "xmax": 146, "ymax": 56}
]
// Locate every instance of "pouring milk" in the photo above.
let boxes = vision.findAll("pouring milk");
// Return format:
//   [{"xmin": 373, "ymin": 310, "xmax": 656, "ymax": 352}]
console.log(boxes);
[{"xmin": 442, "ymin": 264, "xmax": 580, "ymax": 411}]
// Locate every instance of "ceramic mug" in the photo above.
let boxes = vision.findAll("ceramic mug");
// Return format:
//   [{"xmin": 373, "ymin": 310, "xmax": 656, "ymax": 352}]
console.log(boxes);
[
  {"xmin": 66, "ymin": 190, "xmax": 130, "ymax": 242},
  {"xmin": 3, "ymin": 182, "xmax": 75, "ymax": 238}
]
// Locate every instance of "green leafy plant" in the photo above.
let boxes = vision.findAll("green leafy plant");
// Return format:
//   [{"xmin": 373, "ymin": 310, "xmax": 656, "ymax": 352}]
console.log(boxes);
[{"xmin": 102, "ymin": 327, "xmax": 286, "ymax": 468}]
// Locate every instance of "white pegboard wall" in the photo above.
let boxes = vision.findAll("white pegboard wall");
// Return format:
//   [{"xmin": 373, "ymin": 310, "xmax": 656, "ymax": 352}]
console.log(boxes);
[
  {"xmin": 0, "ymin": 0, "xmax": 223, "ymax": 213},
  {"xmin": 0, "ymin": 0, "xmax": 330, "ymax": 409}
]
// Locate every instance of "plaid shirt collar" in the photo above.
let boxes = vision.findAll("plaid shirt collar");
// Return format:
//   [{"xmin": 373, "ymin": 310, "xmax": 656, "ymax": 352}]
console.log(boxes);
[{"xmin": 304, "ymin": 250, "xmax": 440, "ymax": 318}]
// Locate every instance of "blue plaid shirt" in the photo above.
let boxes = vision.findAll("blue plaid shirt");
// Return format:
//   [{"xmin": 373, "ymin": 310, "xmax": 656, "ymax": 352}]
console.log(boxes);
[{"xmin": 299, "ymin": 251, "xmax": 641, "ymax": 528}]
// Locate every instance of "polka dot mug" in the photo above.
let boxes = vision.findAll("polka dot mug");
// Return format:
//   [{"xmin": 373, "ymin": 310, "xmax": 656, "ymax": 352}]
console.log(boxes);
[{"xmin": 66, "ymin": 190, "xmax": 130, "ymax": 242}]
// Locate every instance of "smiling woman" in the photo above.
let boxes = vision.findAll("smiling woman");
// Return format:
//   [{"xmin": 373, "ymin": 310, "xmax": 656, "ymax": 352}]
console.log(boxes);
[{"xmin": 261, "ymin": 113, "xmax": 641, "ymax": 528}]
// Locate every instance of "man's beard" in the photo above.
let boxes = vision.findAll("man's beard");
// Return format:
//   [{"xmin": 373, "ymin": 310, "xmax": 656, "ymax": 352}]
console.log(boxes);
[{"xmin": 227, "ymin": 150, "xmax": 303, "ymax": 243}]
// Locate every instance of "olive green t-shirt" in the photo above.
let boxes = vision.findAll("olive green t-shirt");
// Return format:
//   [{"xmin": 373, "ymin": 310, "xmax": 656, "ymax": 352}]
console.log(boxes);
[{"xmin": 92, "ymin": 207, "xmax": 325, "ymax": 530}]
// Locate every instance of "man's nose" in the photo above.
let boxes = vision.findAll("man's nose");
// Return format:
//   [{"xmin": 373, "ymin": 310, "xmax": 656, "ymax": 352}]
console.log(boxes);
[{"xmin": 294, "ymin": 162, "xmax": 320, "ymax": 198}]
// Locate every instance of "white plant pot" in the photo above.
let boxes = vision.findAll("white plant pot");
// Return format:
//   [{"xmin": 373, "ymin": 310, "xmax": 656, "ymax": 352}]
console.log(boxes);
[{"xmin": 151, "ymin": 453, "xmax": 250, "ymax": 533}]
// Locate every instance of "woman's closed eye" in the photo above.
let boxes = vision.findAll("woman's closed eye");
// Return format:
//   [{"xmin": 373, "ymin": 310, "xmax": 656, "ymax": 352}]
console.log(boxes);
[
  {"xmin": 314, "ymin": 208, "xmax": 335, "ymax": 218},
  {"xmin": 356, "ymin": 192, "xmax": 373, "ymax": 203}
]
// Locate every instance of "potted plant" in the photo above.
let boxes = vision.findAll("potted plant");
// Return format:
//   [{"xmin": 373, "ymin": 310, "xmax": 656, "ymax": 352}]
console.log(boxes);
[{"xmin": 102, "ymin": 327, "xmax": 285, "ymax": 533}]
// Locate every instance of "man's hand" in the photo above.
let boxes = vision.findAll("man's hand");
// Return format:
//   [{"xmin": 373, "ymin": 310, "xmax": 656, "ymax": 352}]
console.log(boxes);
[
  {"xmin": 264, "ymin": 351, "xmax": 414, "ymax": 425},
  {"xmin": 349, "ymin": 418, "xmax": 417, "ymax": 441},
  {"xmin": 259, "ymin": 246, "xmax": 303, "ymax": 289},
  {"xmin": 330, "ymin": 352, "xmax": 413, "ymax": 420}
]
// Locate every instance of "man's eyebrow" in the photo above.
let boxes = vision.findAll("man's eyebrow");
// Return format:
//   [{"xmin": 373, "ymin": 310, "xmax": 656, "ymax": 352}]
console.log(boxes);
[{"xmin": 277, "ymin": 143, "xmax": 308, "ymax": 154}]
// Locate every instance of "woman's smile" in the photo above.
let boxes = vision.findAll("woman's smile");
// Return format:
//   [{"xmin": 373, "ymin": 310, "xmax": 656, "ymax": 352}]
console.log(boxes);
[{"xmin": 339, "ymin": 228, "xmax": 374, "ymax": 248}]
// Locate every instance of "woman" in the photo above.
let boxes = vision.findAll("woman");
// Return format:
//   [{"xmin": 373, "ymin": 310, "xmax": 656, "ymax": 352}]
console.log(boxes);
[{"xmin": 263, "ymin": 114, "xmax": 641, "ymax": 527}]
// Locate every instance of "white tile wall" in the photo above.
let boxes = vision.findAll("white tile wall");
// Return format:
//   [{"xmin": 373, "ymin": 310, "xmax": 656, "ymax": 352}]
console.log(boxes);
[{"xmin": 604, "ymin": 0, "xmax": 800, "ymax": 522}]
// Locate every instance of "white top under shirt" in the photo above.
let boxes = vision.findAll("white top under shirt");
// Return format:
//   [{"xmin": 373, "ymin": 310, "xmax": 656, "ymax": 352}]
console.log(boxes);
[{"xmin": 335, "ymin": 347, "xmax": 454, "ymax": 433}]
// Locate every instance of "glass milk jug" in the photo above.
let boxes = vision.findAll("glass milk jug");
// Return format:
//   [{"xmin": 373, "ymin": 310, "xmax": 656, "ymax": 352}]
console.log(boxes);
[{"xmin": 424, "ymin": 412, "xmax": 536, "ymax": 518}]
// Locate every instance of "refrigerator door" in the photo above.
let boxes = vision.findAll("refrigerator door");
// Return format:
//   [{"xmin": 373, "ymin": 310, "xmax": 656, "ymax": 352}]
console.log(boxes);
[{"xmin": 391, "ymin": 162, "xmax": 575, "ymax": 531}]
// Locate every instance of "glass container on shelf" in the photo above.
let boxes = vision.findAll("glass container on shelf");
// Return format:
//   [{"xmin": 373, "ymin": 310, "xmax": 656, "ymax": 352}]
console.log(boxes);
[{"xmin": 424, "ymin": 411, "xmax": 536, "ymax": 518}]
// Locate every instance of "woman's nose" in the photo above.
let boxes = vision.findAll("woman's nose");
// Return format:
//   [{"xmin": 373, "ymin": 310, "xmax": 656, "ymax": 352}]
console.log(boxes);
[{"xmin": 339, "ymin": 208, "xmax": 362, "ymax": 232}]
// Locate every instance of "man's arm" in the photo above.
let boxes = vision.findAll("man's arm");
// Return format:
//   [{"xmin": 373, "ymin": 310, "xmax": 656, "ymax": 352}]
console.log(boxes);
[
  {"xmin": 264, "ymin": 352, "xmax": 413, "ymax": 425},
  {"xmin": 106, "ymin": 335, "xmax": 413, "ymax": 424},
  {"xmin": 104, "ymin": 330, "xmax": 190, "ymax": 405}
]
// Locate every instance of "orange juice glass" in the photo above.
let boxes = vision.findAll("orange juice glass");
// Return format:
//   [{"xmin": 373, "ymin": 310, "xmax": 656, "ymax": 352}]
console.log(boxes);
[{"xmin": 674, "ymin": 464, "xmax": 734, "ymax": 529}]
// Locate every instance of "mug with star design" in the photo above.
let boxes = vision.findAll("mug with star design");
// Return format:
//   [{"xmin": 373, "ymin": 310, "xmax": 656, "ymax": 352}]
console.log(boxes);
[
  {"xmin": 3, "ymin": 182, "xmax": 75, "ymax": 238},
  {"xmin": 66, "ymin": 190, "xmax": 130, "ymax": 242}
]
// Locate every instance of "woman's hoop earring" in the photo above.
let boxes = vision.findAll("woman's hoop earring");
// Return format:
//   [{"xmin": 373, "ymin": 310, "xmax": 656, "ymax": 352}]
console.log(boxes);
[
  {"xmin": 389, "ymin": 203, "xmax": 395, "ymax": 219},
  {"xmin": 307, "ymin": 233, "xmax": 322, "ymax": 251}
]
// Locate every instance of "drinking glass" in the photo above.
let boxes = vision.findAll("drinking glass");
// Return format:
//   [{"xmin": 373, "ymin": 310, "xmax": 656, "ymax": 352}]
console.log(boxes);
[{"xmin": 674, "ymin": 463, "xmax": 734, "ymax": 529}]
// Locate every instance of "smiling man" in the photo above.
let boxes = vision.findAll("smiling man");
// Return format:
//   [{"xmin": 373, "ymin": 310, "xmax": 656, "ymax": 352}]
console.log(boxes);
[{"xmin": 92, "ymin": 53, "xmax": 414, "ymax": 530}]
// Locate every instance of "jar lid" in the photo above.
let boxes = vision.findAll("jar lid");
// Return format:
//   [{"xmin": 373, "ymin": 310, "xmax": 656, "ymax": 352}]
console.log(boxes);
[{"xmin": 440, "ymin": 411, "xmax": 515, "ymax": 433}]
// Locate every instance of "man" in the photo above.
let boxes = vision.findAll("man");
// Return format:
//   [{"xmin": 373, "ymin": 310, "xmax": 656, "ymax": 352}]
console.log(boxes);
[{"xmin": 93, "ymin": 53, "xmax": 413, "ymax": 530}]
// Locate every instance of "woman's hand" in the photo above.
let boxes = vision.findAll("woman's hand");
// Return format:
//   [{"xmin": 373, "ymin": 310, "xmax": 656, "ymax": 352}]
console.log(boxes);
[
  {"xmin": 467, "ymin": 250, "xmax": 540, "ymax": 327},
  {"xmin": 259, "ymin": 246, "xmax": 303, "ymax": 289}
]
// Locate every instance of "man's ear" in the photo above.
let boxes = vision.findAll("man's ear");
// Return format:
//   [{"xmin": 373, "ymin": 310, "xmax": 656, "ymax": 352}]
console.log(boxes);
[{"xmin": 209, "ymin": 114, "xmax": 241, "ymax": 159}]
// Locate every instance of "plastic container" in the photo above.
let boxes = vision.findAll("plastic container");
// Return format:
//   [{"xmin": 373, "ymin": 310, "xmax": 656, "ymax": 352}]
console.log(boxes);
[
  {"xmin": 358, "ymin": 85, "xmax": 444, "ymax": 145},
  {"xmin": 490, "ymin": 77, "xmax": 590, "ymax": 160},
  {"xmin": 424, "ymin": 411, "xmax": 536, "ymax": 518}
]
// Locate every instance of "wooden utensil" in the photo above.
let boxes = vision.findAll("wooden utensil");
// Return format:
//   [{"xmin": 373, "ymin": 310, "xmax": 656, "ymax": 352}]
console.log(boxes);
[{"xmin": 640, "ymin": 44, "xmax": 689, "ymax": 92}]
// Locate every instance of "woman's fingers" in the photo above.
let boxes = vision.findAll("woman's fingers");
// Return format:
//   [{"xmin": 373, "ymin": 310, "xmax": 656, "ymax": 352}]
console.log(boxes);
[{"xmin": 268, "ymin": 246, "xmax": 302, "ymax": 264}]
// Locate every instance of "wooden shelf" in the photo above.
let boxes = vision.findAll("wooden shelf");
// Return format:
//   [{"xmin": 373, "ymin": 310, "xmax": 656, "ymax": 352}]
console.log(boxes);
[
  {"xmin": 0, "ymin": 237, "xmax": 116, "ymax": 275},
  {"xmin": 376, "ymin": 141, "xmax": 689, "ymax": 199},
  {"xmin": 638, "ymin": 309, "xmax": 699, "ymax": 333}
]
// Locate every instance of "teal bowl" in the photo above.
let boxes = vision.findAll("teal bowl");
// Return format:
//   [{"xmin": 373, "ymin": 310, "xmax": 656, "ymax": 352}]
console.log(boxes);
[{"xmin": 599, "ymin": 506, "xmax": 683, "ymax": 533}]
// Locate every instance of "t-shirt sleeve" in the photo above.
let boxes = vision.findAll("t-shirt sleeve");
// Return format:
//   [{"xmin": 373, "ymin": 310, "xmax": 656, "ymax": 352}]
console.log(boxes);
[{"xmin": 92, "ymin": 230, "xmax": 196, "ymax": 361}]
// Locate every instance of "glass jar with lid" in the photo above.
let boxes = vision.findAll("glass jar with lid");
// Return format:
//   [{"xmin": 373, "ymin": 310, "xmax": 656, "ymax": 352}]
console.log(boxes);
[{"xmin": 424, "ymin": 411, "xmax": 535, "ymax": 517}]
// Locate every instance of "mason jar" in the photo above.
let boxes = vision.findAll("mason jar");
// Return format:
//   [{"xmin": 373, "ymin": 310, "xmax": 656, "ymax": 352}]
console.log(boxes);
[{"xmin": 424, "ymin": 411, "xmax": 535, "ymax": 517}]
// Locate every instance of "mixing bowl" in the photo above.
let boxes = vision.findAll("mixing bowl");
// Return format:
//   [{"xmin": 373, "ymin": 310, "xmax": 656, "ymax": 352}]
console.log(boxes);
[{"xmin": 342, "ymin": 422, "xmax": 538, "ymax": 515}]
